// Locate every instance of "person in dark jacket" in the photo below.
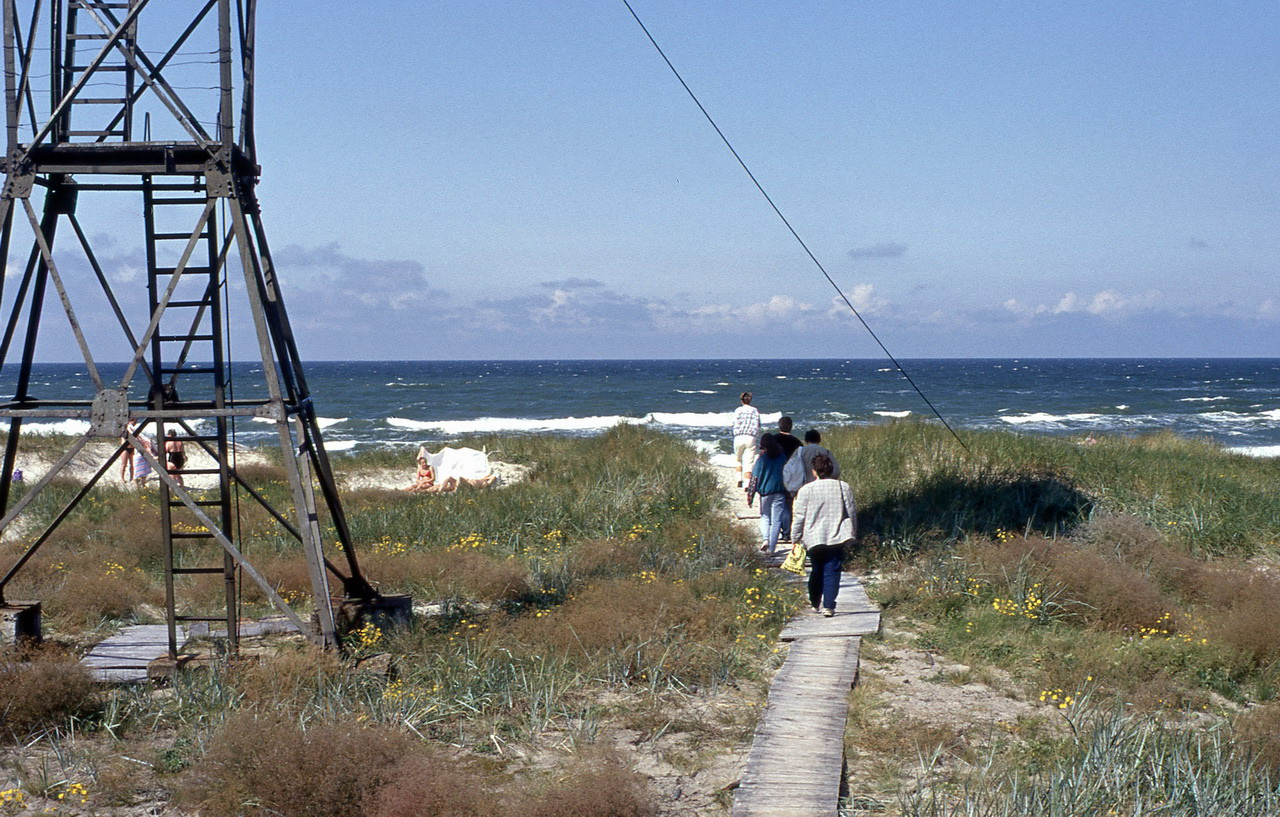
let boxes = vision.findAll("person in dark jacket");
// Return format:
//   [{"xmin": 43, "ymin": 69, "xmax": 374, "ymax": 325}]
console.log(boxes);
[{"xmin": 748, "ymin": 433, "xmax": 789, "ymax": 555}]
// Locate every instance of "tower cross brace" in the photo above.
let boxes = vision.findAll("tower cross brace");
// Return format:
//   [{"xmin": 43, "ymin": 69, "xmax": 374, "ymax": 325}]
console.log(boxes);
[{"xmin": 0, "ymin": 0, "xmax": 377, "ymax": 654}]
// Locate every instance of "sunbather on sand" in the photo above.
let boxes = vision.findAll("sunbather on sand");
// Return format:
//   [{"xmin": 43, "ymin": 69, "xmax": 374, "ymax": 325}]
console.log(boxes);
[{"xmin": 405, "ymin": 455, "xmax": 457, "ymax": 494}]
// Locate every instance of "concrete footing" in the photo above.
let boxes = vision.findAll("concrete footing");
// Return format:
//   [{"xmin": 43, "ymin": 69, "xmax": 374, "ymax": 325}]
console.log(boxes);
[
  {"xmin": 335, "ymin": 594, "xmax": 413, "ymax": 634},
  {"xmin": 0, "ymin": 601, "xmax": 42, "ymax": 647},
  {"xmin": 147, "ymin": 652, "xmax": 254, "ymax": 684}
]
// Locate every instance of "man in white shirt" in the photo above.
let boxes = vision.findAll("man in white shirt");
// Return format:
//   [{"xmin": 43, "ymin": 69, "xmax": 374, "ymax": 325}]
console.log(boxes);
[{"xmin": 732, "ymin": 391, "xmax": 761, "ymax": 488}]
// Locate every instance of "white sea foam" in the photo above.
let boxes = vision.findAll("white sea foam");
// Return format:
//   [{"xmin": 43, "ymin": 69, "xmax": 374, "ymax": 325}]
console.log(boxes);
[
  {"xmin": 1000, "ymin": 412, "xmax": 1104, "ymax": 426},
  {"xmin": 874, "ymin": 410, "xmax": 912, "ymax": 418},
  {"xmin": 649, "ymin": 411, "xmax": 736, "ymax": 427},
  {"xmin": 674, "ymin": 389, "xmax": 717, "ymax": 394},
  {"xmin": 1115, "ymin": 405, "xmax": 1129, "ymax": 410},
  {"xmin": 324, "ymin": 440, "xmax": 358, "ymax": 451},
  {"xmin": 251, "ymin": 416, "xmax": 346, "ymax": 428},
  {"xmin": 384, "ymin": 408, "xmax": 787, "ymax": 436},
  {"xmin": 1198, "ymin": 410, "xmax": 1280, "ymax": 423},
  {"xmin": 23, "ymin": 419, "xmax": 91, "ymax": 436},
  {"xmin": 1178, "ymin": 396, "xmax": 1231, "ymax": 402},
  {"xmin": 386, "ymin": 415, "xmax": 644, "ymax": 435},
  {"xmin": 1226, "ymin": 445, "xmax": 1280, "ymax": 458}
]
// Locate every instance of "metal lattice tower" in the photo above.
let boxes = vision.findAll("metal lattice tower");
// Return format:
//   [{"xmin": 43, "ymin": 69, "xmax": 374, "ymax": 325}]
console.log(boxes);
[{"xmin": 0, "ymin": 0, "xmax": 377, "ymax": 654}]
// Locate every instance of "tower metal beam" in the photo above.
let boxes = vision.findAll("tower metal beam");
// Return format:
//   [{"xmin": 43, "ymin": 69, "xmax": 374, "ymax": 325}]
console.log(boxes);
[{"xmin": 0, "ymin": 0, "xmax": 376, "ymax": 653}]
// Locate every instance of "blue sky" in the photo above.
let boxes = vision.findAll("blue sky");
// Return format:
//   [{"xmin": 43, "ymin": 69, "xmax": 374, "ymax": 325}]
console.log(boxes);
[{"xmin": 17, "ymin": 1, "xmax": 1280, "ymax": 360}]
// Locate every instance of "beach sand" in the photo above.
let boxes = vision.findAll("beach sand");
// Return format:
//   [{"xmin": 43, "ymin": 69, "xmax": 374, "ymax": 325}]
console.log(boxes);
[{"xmin": 9, "ymin": 439, "xmax": 526, "ymax": 495}]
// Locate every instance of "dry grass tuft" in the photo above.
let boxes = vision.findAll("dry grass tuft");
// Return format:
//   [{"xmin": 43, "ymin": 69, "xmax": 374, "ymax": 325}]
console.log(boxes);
[
  {"xmin": 47, "ymin": 562, "xmax": 157, "ymax": 626},
  {"xmin": 1043, "ymin": 547, "xmax": 1170, "ymax": 630},
  {"xmin": 183, "ymin": 713, "xmax": 412, "ymax": 817},
  {"xmin": 1211, "ymin": 574, "xmax": 1280, "ymax": 666},
  {"xmin": 523, "ymin": 751, "xmax": 657, "ymax": 817},
  {"xmin": 364, "ymin": 549, "xmax": 531, "ymax": 602},
  {"xmin": 511, "ymin": 577, "xmax": 726, "ymax": 654},
  {"xmin": 1234, "ymin": 703, "xmax": 1280, "ymax": 773},
  {"xmin": 568, "ymin": 539, "xmax": 644, "ymax": 580},
  {"xmin": 227, "ymin": 646, "xmax": 344, "ymax": 709},
  {"xmin": 368, "ymin": 754, "xmax": 502, "ymax": 817},
  {"xmin": 0, "ymin": 645, "xmax": 97, "ymax": 738}
]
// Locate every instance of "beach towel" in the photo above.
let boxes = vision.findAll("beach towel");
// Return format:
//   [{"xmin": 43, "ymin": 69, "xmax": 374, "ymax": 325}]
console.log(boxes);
[
  {"xmin": 134, "ymin": 450, "xmax": 153, "ymax": 481},
  {"xmin": 417, "ymin": 446, "xmax": 493, "ymax": 483}
]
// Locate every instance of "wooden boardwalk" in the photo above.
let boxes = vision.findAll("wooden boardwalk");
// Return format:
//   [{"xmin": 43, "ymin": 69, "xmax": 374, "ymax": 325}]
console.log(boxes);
[
  {"xmin": 732, "ymin": 572, "xmax": 880, "ymax": 817},
  {"xmin": 80, "ymin": 624, "xmax": 182, "ymax": 683}
]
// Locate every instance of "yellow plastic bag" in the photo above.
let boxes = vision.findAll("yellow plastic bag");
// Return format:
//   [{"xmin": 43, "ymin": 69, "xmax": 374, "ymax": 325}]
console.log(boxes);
[{"xmin": 780, "ymin": 542, "xmax": 806, "ymax": 575}]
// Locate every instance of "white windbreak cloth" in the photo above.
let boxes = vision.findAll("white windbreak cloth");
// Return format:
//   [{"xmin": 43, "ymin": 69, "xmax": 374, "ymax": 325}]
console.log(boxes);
[{"xmin": 417, "ymin": 446, "xmax": 492, "ymax": 482}]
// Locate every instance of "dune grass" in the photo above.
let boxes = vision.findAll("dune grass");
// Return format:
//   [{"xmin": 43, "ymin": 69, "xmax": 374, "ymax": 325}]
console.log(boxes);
[
  {"xmin": 823, "ymin": 421, "xmax": 1280, "ymax": 815},
  {"xmin": 828, "ymin": 421, "xmax": 1280, "ymax": 556},
  {"xmin": 1, "ymin": 424, "xmax": 795, "ymax": 814},
  {"xmin": 5, "ymin": 420, "xmax": 1280, "ymax": 815}
]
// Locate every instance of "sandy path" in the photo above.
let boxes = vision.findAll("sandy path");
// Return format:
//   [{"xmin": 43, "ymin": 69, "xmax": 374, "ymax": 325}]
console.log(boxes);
[{"xmin": 706, "ymin": 452, "xmax": 760, "ymax": 533}]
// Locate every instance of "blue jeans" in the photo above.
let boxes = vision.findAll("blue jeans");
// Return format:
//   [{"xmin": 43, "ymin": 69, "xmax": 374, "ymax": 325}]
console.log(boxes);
[
  {"xmin": 758, "ymin": 492, "xmax": 787, "ymax": 554},
  {"xmin": 807, "ymin": 543, "xmax": 845, "ymax": 610}
]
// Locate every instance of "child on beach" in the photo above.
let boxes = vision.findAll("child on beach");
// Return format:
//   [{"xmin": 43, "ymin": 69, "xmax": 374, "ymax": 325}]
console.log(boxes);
[{"xmin": 133, "ymin": 432, "xmax": 155, "ymax": 486}]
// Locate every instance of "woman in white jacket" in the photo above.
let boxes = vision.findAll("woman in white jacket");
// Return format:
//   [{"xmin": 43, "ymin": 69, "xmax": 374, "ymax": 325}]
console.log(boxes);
[{"xmin": 791, "ymin": 453, "xmax": 856, "ymax": 617}]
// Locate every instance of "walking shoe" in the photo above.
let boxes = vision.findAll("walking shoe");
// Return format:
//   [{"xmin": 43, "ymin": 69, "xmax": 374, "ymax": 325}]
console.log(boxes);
[
  {"xmin": 822, "ymin": 609, "xmax": 835, "ymax": 618},
  {"xmin": 811, "ymin": 605, "xmax": 821, "ymax": 614}
]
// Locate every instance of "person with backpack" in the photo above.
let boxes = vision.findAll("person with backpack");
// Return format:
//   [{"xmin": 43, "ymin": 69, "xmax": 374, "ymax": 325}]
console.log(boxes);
[{"xmin": 797, "ymin": 429, "xmax": 839, "ymax": 487}]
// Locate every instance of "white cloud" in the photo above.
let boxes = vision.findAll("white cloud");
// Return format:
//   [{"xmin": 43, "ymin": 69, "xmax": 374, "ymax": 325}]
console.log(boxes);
[
  {"xmin": 825, "ymin": 283, "xmax": 889, "ymax": 319},
  {"xmin": 848, "ymin": 283, "xmax": 888, "ymax": 313},
  {"xmin": 1052, "ymin": 292, "xmax": 1083, "ymax": 314},
  {"xmin": 848, "ymin": 242, "xmax": 907, "ymax": 260},
  {"xmin": 673, "ymin": 295, "xmax": 820, "ymax": 331},
  {"xmin": 1001, "ymin": 289, "xmax": 1168, "ymax": 319}
]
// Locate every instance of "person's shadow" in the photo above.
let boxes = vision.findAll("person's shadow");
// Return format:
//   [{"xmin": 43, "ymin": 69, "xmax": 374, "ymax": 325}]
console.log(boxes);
[{"xmin": 858, "ymin": 471, "xmax": 1094, "ymax": 553}]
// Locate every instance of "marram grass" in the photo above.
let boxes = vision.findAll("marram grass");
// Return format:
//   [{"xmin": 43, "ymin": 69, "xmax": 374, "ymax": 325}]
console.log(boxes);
[
  {"xmin": 826, "ymin": 421, "xmax": 1280, "ymax": 556},
  {"xmin": 903, "ymin": 701, "xmax": 1280, "ymax": 817}
]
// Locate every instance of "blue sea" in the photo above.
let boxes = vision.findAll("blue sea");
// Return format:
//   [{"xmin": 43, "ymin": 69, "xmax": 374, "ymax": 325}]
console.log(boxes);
[{"xmin": 8, "ymin": 359, "xmax": 1280, "ymax": 458}]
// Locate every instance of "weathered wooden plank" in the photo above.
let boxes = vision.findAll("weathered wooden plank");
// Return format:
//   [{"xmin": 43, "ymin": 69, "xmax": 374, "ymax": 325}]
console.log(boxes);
[
  {"xmin": 732, "ymin": 635, "xmax": 862, "ymax": 817},
  {"xmin": 778, "ymin": 575, "xmax": 880, "ymax": 640},
  {"xmin": 81, "ymin": 624, "xmax": 184, "ymax": 683},
  {"xmin": 779, "ymin": 611, "xmax": 880, "ymax": 641}
]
